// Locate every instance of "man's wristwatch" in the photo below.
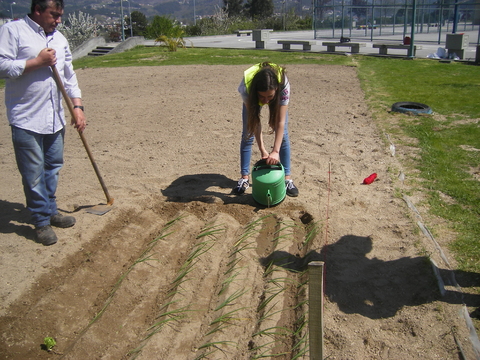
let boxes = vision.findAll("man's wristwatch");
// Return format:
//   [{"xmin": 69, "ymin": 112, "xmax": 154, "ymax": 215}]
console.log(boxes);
[{"xmin": 73, "ymin": 105, "xmax": 84, "ymax": 111}]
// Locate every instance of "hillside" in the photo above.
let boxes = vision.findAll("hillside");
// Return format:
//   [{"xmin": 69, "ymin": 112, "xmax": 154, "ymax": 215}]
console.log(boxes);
[{"xmin": 2, "ymin": 0, "xmax": 310, "ymax": 26}]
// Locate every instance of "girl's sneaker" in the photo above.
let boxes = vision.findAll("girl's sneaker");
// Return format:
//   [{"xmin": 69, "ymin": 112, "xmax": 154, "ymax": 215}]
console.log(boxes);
[
  {"xmin": 233, "ymin": 178, "xmax": 249, "ymax": 195},
  {"xmin": 285, "ymin": 179, "xmax": 299, "ymax": 197}
]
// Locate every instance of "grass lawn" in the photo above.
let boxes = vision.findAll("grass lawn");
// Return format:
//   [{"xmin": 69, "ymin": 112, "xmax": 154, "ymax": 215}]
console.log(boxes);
[{"xmin": 356, "ymin": 56, "xmax": 480, "ymax": 274}]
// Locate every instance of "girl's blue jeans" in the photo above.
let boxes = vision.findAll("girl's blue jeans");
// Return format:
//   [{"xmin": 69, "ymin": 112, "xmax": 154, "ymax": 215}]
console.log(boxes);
[
  {"xmin": 11, "ymin": 126, "xmax": 64, "ymax": 228},
  {"xmin": 240, "ymin": 104, "xmax": 291, "ymax": 176}
]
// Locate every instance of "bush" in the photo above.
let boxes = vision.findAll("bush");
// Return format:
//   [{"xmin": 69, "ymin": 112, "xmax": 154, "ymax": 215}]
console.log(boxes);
[
  {"xmin": 144, "ymin": 15, "xmax": 182, "ymax": 40},
  {"xmin": 155, "ymin": 27, "xmax": 189, "ymax": 51},
  {"xmin": 185, "ymin": 24, "xmax": 202, "ymax": 36}
]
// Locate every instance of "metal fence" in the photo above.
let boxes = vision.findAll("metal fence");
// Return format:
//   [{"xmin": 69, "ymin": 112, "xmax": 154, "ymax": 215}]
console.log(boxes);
[{"xmin": 313, "ymin": 0, "xmax": 480, "ymax": 45}]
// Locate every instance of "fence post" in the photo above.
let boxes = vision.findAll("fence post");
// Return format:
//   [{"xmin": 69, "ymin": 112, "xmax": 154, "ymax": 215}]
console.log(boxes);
[{"xmin": 308, "ymin": 261, "xmax": 324, "ymax": 360}]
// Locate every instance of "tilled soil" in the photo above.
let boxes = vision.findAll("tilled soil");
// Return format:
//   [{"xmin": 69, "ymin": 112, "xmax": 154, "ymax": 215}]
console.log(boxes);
[{"xmin": 0, "ymin": 65, "xmax": 478, "ymax": 359}]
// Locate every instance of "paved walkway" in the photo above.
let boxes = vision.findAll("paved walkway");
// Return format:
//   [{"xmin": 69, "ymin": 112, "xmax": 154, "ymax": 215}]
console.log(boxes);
[{"xmin": 176, "ymin": 28, "xmax": 480, "ymax": 61}]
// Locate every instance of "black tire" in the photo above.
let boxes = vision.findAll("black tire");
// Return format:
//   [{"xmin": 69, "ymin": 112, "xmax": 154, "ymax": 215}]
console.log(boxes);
[{"xmin": 391, "ymin": 102, "xmax": 432, "ymax": 115}]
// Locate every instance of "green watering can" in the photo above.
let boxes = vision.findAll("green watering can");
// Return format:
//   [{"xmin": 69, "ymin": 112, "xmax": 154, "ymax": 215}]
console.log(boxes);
[{"xmin": 252, "ymin": 159, "xmax": 286, "ymax": 207}]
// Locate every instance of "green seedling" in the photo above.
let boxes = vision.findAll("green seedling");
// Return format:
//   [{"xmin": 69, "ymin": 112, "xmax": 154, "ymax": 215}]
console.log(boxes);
[
  {"xmin": 193, "ymin": 341, "xmax": 236, "ymax": 360},
  {"xmin": 234, "ymin": 215, "xmax": 272, "ymax": 246},
  {"xmin": 193, "ymin": 349, "xmax": 217, "ymax": 359},
  {"xmin": 268, "ymin": 276, "xmax": 302, "ymax": 287},
  {"xmin": 303, "ymin": 221, "xmax": 320, "ymax": 247},
  {"xmin": 291, "ymin": 344, "xmax": 308, "ymax": 360},
  {"xmin": 257, "ymin": 289, "xmax": 282, "ymax": 313},
  {"xmin": 198, "ymin": 340, "xmax": 235, "ymax": 350},
  {"xmin": 248, "ymin": 339, "xmax": 276, "ymax": 352},
  {"xmin": 196, "ymin": 228, "xmax": 224, "ymax": 239},
  {"xmin": 218, "ymin": 271, "xmax": 240, "ymax": 295},
  {"xmin": 204, "ymin": 323, "xmax": 229, "ymax": 336},
  {"xmin": 271, "ymin": 223, "xmax": 296, "ymax": 247},
  {"xmin": 251, "ymin": 341, "xmax": 288, "ymax": 359},
  {"xmin": 253, "ymin": 325, "xmax": 291, "ymax": 337},
  {"xmin": 43, "ymin": 337, "xmax": 56, "ymax": 351},
  {"xmin": 210, "ymin": 307, "xmax": 246, "ymax": 325},
  {"xmin": 146, "ymin": 306, "xmax": 192, "ymax": 338},
  {"xmin": 225, "ymin": 256, "xmax": 242, "ymax": 268},
  {"xmin": 215, "ymin": 288, "xmax": 248, "ymax": 311},
  {"xmin": 257, "ymin": 307, "xmax": 285, "ymax": 324}
]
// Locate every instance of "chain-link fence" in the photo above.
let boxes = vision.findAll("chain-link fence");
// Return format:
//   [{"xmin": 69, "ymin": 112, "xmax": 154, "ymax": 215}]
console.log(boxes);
[{"xmin": 313, "ymin": 0, "xmax": 480, "ymax": 44}]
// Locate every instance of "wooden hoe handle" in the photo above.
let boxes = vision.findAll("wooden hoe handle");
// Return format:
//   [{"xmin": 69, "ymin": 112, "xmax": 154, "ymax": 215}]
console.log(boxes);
[{"xmin": 51, "ymin": 65, "xmax": 114, "ymax": 206}]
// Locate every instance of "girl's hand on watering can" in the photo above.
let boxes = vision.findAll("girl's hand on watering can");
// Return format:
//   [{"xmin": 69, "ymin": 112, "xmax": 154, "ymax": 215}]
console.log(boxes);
[{"xmin": 265, "ymin": 151, "xmax": 280, "ymax": 165}]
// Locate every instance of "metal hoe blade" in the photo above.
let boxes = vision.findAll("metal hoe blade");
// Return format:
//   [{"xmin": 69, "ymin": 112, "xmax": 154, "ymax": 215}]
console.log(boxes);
[{"xmin": 85, "ymin": 204, "xmax": 114, "ymax": 215}]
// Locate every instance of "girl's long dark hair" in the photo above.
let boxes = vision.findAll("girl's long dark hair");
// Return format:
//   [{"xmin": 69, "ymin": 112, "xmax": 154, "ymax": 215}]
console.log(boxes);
[{"xmin": 246, "ymin": 62, "xmax": 286, "ymax": 138}]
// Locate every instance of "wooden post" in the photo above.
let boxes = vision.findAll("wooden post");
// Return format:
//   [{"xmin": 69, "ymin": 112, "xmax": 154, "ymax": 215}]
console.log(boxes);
[{"xmin": 308, "ymin": 261, "xmax": 324, "ymax": 360}]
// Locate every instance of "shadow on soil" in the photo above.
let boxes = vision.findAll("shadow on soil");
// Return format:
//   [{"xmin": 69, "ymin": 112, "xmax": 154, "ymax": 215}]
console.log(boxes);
[
  {"xmin": 162, "ymin": 173, "xmax": 238, "ymax": 202},
  {"xmin": 261, "ymin": 234, "xmax": 480, "ymax": 320},
  {"xmin": 161, "ymin": 173, "xmax": 272, "ymax": 208},
  {"xmin": 0, "ymin": 199, "xmax": 35, "ymax": 241}
]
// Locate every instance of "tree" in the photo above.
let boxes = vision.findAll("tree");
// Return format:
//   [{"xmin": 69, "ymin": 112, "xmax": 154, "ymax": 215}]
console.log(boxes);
[
  {"xmin": 245, "ymin": 0, "xmax": 273, "ymax": 20},
  {"xmin": 57, "ymin": 11, "xmax": 98, "ymax": 49},
  {"xmin": 185, "ymin": 6, "xmax": 234, "ymax": 36},
  {"xmin": 126, "ymin": 11, "xmax": 148, "ymax": 36},
  {"xmin": 144, "ymin": 15, "xmax": 181, "ymax": 40},
  {"xmin": 223, "ymin": 0, "xmax": 244, "ymax": 17}
]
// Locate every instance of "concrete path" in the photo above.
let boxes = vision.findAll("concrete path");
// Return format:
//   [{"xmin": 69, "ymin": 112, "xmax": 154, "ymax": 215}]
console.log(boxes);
[{"xmin": 174, "ymin": 27, "xmax": 480, "ymax": 61}]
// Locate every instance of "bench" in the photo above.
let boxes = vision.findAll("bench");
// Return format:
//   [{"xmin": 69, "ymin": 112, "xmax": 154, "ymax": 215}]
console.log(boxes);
[
  {"xmin": 372, "ymin": 43, "xmax": 422, "ymax": 56},
  {"xmin": 277, "ymin": 40, "xmax": 316, "ymax": 51},
  {"xmin": 322, "ymin": 42, "xmax": 366, "ymax": 53},
  {"xmin": 235, "ymin": 30, "xmax": 252, "ymax": 37},
  {"xmin": 252, "ymin": 29, "xmax": 273, "ymax": 49}
]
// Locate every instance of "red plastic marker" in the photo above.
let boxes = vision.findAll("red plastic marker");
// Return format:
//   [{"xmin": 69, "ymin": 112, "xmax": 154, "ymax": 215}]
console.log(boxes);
[{"xmin": 363, "ymin": 173, "xmax": 377, "ymax": 185}]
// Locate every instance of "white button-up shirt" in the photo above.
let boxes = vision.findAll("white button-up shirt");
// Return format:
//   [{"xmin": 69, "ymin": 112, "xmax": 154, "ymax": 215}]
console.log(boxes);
[{"xmin": 0, "ymin": 15, "xmax": 82, "ymax": 134}]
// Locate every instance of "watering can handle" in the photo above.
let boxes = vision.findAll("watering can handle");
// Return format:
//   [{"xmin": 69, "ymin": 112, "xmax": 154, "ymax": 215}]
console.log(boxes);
[{"xmin": 253, "ymin": 159, "xmax": 283, "ymax": 171}]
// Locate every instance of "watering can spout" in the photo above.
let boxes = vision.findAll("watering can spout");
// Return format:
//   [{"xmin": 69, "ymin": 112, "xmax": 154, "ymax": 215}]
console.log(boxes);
[{"xmin": 267, "ymin": 190, "xmax": 272, "ymax": 208}]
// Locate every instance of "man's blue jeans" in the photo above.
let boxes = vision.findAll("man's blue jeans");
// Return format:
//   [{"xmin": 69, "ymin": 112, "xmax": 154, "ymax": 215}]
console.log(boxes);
[
  {"xmin": 11, "ymin": 126, "xmax": 64, "ymax": 228},
  {"xmin": 240, "ymin": 103, "xmax": 291, "ymax": 176}
]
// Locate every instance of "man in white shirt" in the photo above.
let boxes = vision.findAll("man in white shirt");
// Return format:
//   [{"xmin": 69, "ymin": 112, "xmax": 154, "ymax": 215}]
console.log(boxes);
[{"xmin": 0, "ymin": 0, "xmax": 86, "ymax": 245}]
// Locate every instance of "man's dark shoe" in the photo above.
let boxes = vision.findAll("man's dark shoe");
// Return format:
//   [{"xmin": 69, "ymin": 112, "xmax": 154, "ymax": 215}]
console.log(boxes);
[
  {"xmin": 35, "ymin": 225, "xmax": 58, "ymax": 246},
  {"xmin": 50, "ymin": 213, "xmax": 76, "ymax": 228}
]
